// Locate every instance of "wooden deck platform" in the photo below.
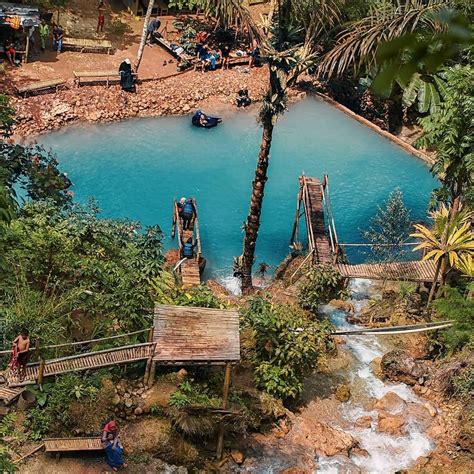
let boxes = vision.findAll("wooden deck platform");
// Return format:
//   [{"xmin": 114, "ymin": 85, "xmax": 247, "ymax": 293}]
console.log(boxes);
[
  {"xmin": 7, "ymin": 343, "xmax": 154, "ymax": 387},
  {"xmin": 16, "ymin": 78, "xmax": 66, "ymax": 97},
  {"xmin": 63, "ymin": 37, "xmax": 113, "ymax": 54},
  {"xmin": 300, "ymin": 176, "xmax": 332, "ymax": 264},
  {"xmin": 153, "ymin": 304, "xmax": 240, "ymax": 365},
  {"xmin": 336, "ymin": 261, "xmax": 440, "ymax": 282},
  {"xmin": 44, "ymin": 437, "xmax": 102, "ymax": 452},
  {"xmin": 0, "ymin": 386, "xmax": 24, "ymax": 405}
]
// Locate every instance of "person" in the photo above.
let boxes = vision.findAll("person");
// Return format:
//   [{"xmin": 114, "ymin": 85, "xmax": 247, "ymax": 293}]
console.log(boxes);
[
  {"xmin": 4, "ymin": 39, "xmax": 17, "ymax": 67},
  {"xmin": 177, "ymin": 197, "xmax": 186, "ymax": 217},
  {"xmin": 39, "ymin": 19, "xmax": 49, "ymax": 51},
  {"xmin": 236, "ymin": 89, "xmax": 251, "ymax": 108},
  {"xmin": 62, "ymin": 172, "xmax": 72, "ymax": 189},
  {"xmin": 182, "ymin": 237, "xmax": 195, "ymax": 259},
  {"xmin": 53, "ymin": 24, "xmax": 64, "ymax": 53},
  {"xmin": 220, "ymin": 43, "xmax": 230, "ymax": 70},
  {"xmin": 146, "ymin": 17, "xmax": 161, "ymax": 44},
  {"xmin": 181, "ymin": 198, "xmax": 196, "ymax": 230},
  {"xmin": 97, "ymin": 1, "xmax": 106, "ymax": 34},
  {"xmin": 118, "ymin": 58, "xmax": 134, "ymax": 92},
  {"xmin": 12, "ymin": 329, "xmax": 30, "ymax": 381},
  {"xmin": 101, "ymin": 421, "xmax": 127, "ymax": 471},
  {"xmin": 249, "ymin": 45, "xmax": 260, "ymax": 68}
]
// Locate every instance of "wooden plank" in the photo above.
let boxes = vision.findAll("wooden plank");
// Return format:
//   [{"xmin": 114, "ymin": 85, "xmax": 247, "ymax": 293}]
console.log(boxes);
[
  {"xmin": 16, "ymin": 79, "xmax": 66, "ymax": 94},
  {"xmin": 44, "ymin": 437, "xmax": 102, "ymax": 452},
  {"xmin": 0, "ymin": 386, "xmax": 24, "ymax": 405}
]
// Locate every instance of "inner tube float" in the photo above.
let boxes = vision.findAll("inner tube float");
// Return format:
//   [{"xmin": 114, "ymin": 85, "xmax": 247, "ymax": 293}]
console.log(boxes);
[{"xmin": 192, "ymin": 110, "xmax": 222, "ymax": 129}]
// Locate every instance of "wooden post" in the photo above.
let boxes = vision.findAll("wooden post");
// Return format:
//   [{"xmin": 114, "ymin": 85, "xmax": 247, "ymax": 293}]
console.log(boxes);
[
  {"xmin": 34, "ymin": 339, "xmax": 40, "ymax": 361},
  {"xmin": 148, "ymin": 327, "xmax": 154, "ymax": 343},
  {"xmin": 37, "ymin": 358, "xmax": 45, "ymax": 385},
  {"xmin": 147, "ymin": 360, "xmax": 156, "ymax": 388},
  {"xmin": 25, "ymin": 27, "xmax": 30, "ymax": 64},
  {"xmin": 216, "ymin": 362, "xmax": 232, "ymax": 459},
  {"xmin": 143, "ymin": 357, "xmax": 152, "ymax": 385}
]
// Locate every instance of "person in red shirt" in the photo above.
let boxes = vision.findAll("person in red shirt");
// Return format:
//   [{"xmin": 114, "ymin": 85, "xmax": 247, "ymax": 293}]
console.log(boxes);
[{"xmin": 97, "ymin": 1, "xmax": 105, "ymax": 34}]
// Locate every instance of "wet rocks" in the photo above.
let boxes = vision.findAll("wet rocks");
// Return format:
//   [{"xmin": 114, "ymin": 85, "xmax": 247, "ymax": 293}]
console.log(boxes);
[
  {"xmin": 381, "ymin": 349, "xmax": 432, "ymax": 386},
  {"xmin": 334, "ymin": 384, "xmax": 351, "ymax": 402},
  {"xmin": 354, "ymin": 416, "xmax": 373, "ymax": 429},
  {"xmin": 377, "ymin": 412, "xmax": 405, "ymax": 436},
  {"xmin": 230, "ymin": 450, "xmax": 245, "ymax": 464},
  {"xmin": 373, "ymin": 391, "xmax": 406, "ymax": 414}
]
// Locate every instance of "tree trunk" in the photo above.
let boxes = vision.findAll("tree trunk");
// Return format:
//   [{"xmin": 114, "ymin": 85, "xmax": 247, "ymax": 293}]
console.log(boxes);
[
  {"xmin": 241, "ymin": 113, "xmax": 274, "ymax": 292},
  {"xmin": 135, "ymin": 0, "xmax": 155, "ymax": 71},
  {"xmin": 427, "ymin": 258, "xmax": 442, "ymax": 305}
]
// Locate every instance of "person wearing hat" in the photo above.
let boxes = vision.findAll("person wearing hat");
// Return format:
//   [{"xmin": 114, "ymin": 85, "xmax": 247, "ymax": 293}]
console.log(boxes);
[
  {"xmin": 177, "ymin": 196, "xmax": 186, "ymax": 218},
  {"xmin": 102, "ymin": 420, "xmax": 127, "ymax": 471}
]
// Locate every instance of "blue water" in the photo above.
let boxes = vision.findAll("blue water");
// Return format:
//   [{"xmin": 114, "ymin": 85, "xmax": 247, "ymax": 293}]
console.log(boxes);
[{"xmin": 39, "ymin": 98, "xmax": 436, "ymax": 279}]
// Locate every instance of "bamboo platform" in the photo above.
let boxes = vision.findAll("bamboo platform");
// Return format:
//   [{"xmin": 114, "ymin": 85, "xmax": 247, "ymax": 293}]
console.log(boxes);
[
  {"xmin": 153, "ymin": 305, "xmax": 240, "ymax": 364},
  {"xmin": 44, "ymin": 437, "xmax": 102, "ymax": 452},
  {"xmin": 16, "ymin": 78, "xmax": 66, "ymax": 97},
  {"xmin": 63, "ymin": 37, "xmax": 113, "ymax": 54},
  {"xmin": 0, "ymin": 386, "xmax": 24, "ymax": 405},
  {"xmin": 335, "ymin": 260, "xmax": 440, "ymax": 282},
  {"xmin": 7, "ymin": 343, "xmax": 154, "ymax": 387}
]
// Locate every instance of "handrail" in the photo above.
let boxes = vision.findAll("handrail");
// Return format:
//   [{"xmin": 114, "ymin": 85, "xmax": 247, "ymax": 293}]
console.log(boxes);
[
  {"xmin": 324, "ymin": 175, "xmax": 339, "ymax": 251},
  {"xmin": 288, "ymin": 249, "xmax": 314, "ymax": 285},
  {"xmin": 320, "ymin": 184, "xmax": 335, "ymax": 254},
  {"xmin": 193, "ymin": 197, "xmax": 202, "ymax": 260},
  {"xmin": 0, "ymin": 328, "xmax": 153, "ymax": 355},
  {"xmin": 339, "ymin": 242, "xmax": 419, "ymax": 247},
  {"xmin": 301, "ymin": 178, "xmax": 316, "ymax": 254}
]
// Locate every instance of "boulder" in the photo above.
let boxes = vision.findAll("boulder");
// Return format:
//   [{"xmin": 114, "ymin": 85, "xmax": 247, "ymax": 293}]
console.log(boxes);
[
  {"xmin": 377, "ymin": 412, "xmax": 405, "ymax": 436},
  {"xmin": 374, "ymin": 392, "xmax": 406, "ymax": 414},
  {"xmin": 230, "ymin": 450, "xmax": 245, "ymax": 464},
  {"xmin": 381, "ymin": 350, "xmax": 431, "ymax": 385},
  {"xmin": 334, "ymin": 384, "xmax": 351, "ymax": 402},
  {"xmin": 424, "ymin": 402, "xmax": 437, "ymax": 417},
  {"xmin": 355, "ymin": 416, "xmax": 372, "ymax": 429},
  {"xmin": 328, "ymin": 299, "xmax": 354, "ymax": 313}
]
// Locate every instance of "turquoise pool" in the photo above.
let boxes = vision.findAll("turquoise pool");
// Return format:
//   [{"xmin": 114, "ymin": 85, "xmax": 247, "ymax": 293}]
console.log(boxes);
[{"xmin": 39, "ymin": 98, "xmax": 437, "ymax": 279}]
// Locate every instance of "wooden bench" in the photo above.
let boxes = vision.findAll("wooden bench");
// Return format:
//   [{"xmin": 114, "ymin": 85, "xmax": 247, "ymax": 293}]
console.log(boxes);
[
  {"xmin": 16, "ymin": 78, "xmax": 67, "ymax": 98},
  {"xmin": 73, "ymin": 69, "xmax": 137, "ymax": 87},
  {"xmin": 44, "ymin": 437, "xmax": 103, "ymax": 456},
  {"xmin": 63, "ymin": 37, "xmax": 113, "ymax": 55}
]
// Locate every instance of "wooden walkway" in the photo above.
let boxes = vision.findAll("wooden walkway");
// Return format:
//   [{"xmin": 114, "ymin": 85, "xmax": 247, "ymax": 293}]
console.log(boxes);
[
  {"xmin": 7, "ymin": 343, "xmax": 154, "ymax": 387},
  {"xmin": 153, "ymin": 304, "xmax": 240, "ymax": 365},
  {"xmin": 300, "ymin": 176, "xmax": 332, "ymax": 264},
  {"xmin": 336, "ymin": 260, "xmax": 440, "ymax": 282},
  {"xmin": 172, "ymin": 198, "xmax": 204, "ymax": 288}
]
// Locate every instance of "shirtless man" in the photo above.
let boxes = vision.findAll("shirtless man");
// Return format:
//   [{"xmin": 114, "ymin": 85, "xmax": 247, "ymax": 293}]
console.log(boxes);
[{"xmin": 13, "ymin": 329, "xmax": 30, "ymax": 381}]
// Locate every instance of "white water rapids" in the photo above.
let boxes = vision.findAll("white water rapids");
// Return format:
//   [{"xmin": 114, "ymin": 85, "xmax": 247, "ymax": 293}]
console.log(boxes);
[{"xmin": 223, "ymin": 277, "xmax": 435, "ymax": 473}]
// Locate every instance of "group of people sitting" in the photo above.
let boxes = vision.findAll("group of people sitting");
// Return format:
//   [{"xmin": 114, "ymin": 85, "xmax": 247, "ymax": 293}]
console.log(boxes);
[{"xmin": 236, "ymin": 89, "xmax": 251, "ymax": 108}]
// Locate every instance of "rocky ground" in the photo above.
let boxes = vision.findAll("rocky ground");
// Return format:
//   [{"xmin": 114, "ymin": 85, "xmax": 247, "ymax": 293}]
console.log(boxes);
[{"xmin": 10, "ymin": 67, "xmax": 270, "ymax": 140}]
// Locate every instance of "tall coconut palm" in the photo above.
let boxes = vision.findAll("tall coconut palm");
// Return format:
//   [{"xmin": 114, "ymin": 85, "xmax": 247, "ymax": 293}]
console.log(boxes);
[
  {"xmin": 411, "ymin": 205, "xmax": 474, "ymax": 304},
  {"xmin": 136, "ymin": 0, "xmax": 156, "ymax": 71},
  {"xmin": 239, "ymin": 0, "xmax": 343, "ymax": 292}
]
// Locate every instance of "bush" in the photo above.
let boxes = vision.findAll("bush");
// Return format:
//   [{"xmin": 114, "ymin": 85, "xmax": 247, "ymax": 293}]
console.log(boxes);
[
  {"xmin": 243, "ymin": 298, "xmax": 333, "ymax": 399},
  {"xmin": 432, "ymin": 287, "xmax": 474, "ymax": 354},
  {"xmin": 453, "ymin": 364, "xmax": 474, "ymax": 398},
  {"xmin": 109, "ymin": 19, "xmax": 132, "ymax": 36},
  {"xmin": 0, "ymin": 446, "xmax": 15, "ymax": 473},
  {"xmin": 298, "ymin": 265, "xmax": 348, "ymax": 313}
]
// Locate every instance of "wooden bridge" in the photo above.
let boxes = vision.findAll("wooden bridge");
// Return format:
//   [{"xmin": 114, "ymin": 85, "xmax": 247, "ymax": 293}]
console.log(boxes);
[
  {"xmin": 171, "ymin": 198, "xmax": 205, "ymax": 288},
  {"xmin": 290, "ymin": 175, "xmax": 439, "ymax": 283},
  {"xmin": 1, "ymin": 304, "xmax": 240, "ymax": 392}
]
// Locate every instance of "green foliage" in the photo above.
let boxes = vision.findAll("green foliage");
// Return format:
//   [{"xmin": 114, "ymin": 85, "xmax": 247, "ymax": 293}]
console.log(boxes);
[
  {"xmin": 362, "ymin": 188, "xmax": 412, "ymax": 262},
  {"xmin": 298, "ymin": 265, "xmax": 348, "ymax": 313},
  {"xmin": 432, "ymin": 287, "xmax": 474, "ymax": 354},
  {"xmin": 25, "ymin": 373, "xmax": 105, "ymax": 439},
  {"xmin": 0, "ymin": 446, "xmax": 16, "ymax": 473},
  {"xmin": 453, "ymin": 364, "xmax": 474, "ymax": 398},
  {"xmin": 0, "ymin": 413, "xmax": 16, "ymax": 438},
  {"xmin": 109, "ymin": 19, "xmax": 132, "ymax": 37},
  {"xmin": 242, "ymin": 298, "xmax": 333, "ymax": 398},
  {"xmin": 400, "ymin": 71, "xmax": 446, "ymax": 114},
  {"xmin": 373, "ymin": 9, "xmax": 473, "ymax": 96},
  {"xmin": 416, "ymin": 65, "xmax": 473, "ymax": 208},
  {"xmin": 0, "ymin": 200, "xmax": 164, "ymax": 345},
  {"xmin": 169, "ymin": 380, "xmax": 222, "ymax": 408},
  {"xmin": 0, "ymin": 143, "xmax": 72, "ymax": 206},
  {"xmin": 0, "ymin": 94, "xmax": 15, "ymax": 137}
]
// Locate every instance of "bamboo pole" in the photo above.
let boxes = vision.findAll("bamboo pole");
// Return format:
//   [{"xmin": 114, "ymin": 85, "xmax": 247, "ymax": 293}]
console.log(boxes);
[
  {"xmin": 37, "ymin": 359, "xmax": 45, "ymax": 385},
  {"xmin": 216, "ymin": 362, "xmax": 232, "ymax": 459},
  {"xmin": 147, "ymin": 360, "xmax": 156, "ymax": 388},
  {"xmin": 143, "ymin": 357, "xmax": 152, "ymax": 385},
  {"xmin": 290, "ymin": 189, "xmax": 302, "ymax": 244}
]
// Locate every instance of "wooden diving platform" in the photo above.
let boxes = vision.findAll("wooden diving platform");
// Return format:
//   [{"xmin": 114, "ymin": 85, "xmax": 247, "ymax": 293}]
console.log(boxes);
[
  {"xmin": 335, "ymin": 260, "xmax": 441, "ymax": 282},
  {"xmin": 171, "ymin": 198, "xmax": 205, "ymax": 288},
  {"xmin": 291, "ymin": 175, "xmax": 337, "ymax": 265},
  {"xmin": 153, "ymin": 304, "xmax": 240, "ymax": 365}
]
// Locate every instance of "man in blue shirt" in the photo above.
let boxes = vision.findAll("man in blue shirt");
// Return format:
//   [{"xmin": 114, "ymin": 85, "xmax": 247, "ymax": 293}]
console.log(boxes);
[{"xmin": 146, "ymin": 17, "xmax": 161, "ymax": 45}]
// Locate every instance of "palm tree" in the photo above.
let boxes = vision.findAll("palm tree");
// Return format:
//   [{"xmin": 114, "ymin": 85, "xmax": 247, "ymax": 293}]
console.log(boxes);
[
  {"xmin": 411, "ymin": 205, "xmax": 474, "ymax": 304},
  {"xmin": 136, "ymin": 0, "xmax": 156, "ymax": 71},
  {"xmin": 238, "ymin": 0, "xmax": 343, "ymax": 292}
]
